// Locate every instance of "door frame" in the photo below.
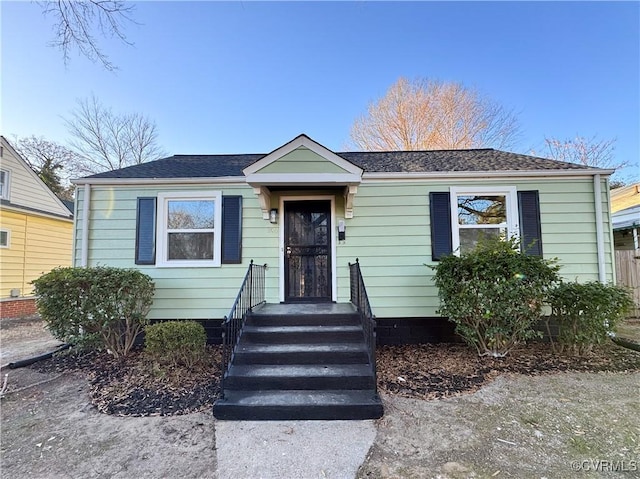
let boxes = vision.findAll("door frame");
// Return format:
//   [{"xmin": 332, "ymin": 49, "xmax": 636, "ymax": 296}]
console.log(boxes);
[{"xmin": 279, "ymin": 195, "xmax": 337, "ymax": 302}]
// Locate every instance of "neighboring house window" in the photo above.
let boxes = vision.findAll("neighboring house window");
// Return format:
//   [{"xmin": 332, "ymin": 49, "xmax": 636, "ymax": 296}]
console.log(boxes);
[
  {"xmin": 0, "ymin": 229, "xmax": 9, "ymax": 248},
  {"xmin": 156, "ymin": 191, "xmax": 222, "ymax": 267},
  {"xmin": 449, "ymin": 187, "xmax": 519, "ymax": 255},
  {"xmin": 0, "ymin": 169, "xmax": 9, "ymax": 200}
]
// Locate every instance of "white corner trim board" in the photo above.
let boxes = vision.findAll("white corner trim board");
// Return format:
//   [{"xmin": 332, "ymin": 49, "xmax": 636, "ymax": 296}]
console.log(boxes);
[
  {"xmin": 81, "ymin": 183, "xmax": 90, "ymax": 267},
  {"xmin": 593, "ymin": 174, "xmax": 606, "ymax": 283}
]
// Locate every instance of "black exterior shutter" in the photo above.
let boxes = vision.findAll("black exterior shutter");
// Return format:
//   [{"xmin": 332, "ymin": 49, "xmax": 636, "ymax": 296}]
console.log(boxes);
[
  {"xmin": 429, "ymin": 192, "xmax": 453, "ymax": 261},
  {"xmin": 518, "ymin": 190, "xmax": 543, "ymax": 256},
  {"xmin": 222, "ymin": 195, "xmax": 242, "ymax": 264},
  {"xmin": 135, "ymin": 197, "xmax": 156, "ymax": 265}
]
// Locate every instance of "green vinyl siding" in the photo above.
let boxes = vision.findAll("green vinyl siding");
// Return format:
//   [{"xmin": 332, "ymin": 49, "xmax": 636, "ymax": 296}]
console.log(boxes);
[
  {"xmin": 257, "ymin": 147, "xmax": 349, "ymax": 174},
  {"xmin": 74, "ymin": 184, "xmax": 280, "ymax": 319},
  {"xmin": 74, "ymin": 175, "xmax": 613, "ymax": 321},
  {"xmin": 333, "ymin": 177, "xmax": 613, "ymax": 318}
]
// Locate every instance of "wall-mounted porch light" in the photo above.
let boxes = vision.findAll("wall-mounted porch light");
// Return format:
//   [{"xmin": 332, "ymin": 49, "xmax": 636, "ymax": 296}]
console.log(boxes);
[{"xmin": 269, "ymin": 208, "xmax": 279, "ymax": 224}]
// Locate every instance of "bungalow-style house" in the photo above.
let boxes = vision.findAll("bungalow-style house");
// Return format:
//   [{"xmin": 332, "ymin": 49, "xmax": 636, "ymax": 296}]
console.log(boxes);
[
  {"xmin": 72, "ymin": 134, "xmax": 614, "ymax": 419},
  {"xmin": 0, "ymin": 136, "xmax": 74, "ymax": 319}
]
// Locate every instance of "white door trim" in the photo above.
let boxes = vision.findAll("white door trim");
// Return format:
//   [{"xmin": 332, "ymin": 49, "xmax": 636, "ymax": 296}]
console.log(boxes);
[{"xmin": 279, "ymin": 195, "xmax": 337, "ymax": 302}]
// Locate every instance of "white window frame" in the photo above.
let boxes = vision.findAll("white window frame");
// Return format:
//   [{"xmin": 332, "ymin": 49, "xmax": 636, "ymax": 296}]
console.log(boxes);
[
  {"xmin": 0, "ymin": 229, "xmax": 10, "ymax": 248},
  {"xmin": 0, "ymin": 169, "xmax": 10, "ymax": 200},
  {"xmin": 449, "ymin": 186, "xmax": 519, "ymax": 256},
  {"xmin": 156, "ymin": 191, "xmax": 222, "ymax": 267}
]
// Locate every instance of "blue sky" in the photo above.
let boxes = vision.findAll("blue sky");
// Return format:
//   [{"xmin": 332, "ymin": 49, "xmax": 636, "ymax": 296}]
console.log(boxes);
[{"xmin": 1, "ymin": 1, "xmax": 638, "ymax": 179}]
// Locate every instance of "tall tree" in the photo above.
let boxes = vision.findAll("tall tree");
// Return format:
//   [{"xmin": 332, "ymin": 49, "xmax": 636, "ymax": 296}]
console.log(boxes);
[
  {"xmin": 64, "ymin": 96, "xmax": 165, "ymax": 175},
  {"xmin": 13, "ymin": 136, "xmax": 78, "ymax": 200},
  {"xmin": 39, "ymin": 0, "xmax": 135, "ymax": 71},
  {"xmin": 542, "ymin": 135, "xmax": 632, "ymax": 188},
  {"xmin": 350, "ymin": 77, "xmax": 521, "ymax": 151}
]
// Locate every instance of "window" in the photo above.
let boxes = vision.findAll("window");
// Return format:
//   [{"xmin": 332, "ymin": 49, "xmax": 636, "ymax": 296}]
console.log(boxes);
[
  {"xmin": 156, "ymin": 191, "xmax": 222, "ymax": 267},
  {"xmin": 0, "ymin": 169, "xmax": 9, "ymax": 200},
  {"xmin": 450, "ymin": 187, "xmax": 519, "ymax": 255},
  {"xmin": 0, "ymin": 229, "xmax": 9, "ymax": 248}
]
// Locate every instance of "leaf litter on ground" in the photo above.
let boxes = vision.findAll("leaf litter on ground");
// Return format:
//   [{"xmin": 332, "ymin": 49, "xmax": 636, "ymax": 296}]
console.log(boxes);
[{"xmin": 31, "ymin": 340, "xmax": 639, "ymax": 416}]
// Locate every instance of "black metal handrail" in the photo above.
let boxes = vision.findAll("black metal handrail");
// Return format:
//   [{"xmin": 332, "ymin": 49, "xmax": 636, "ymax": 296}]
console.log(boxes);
[
  {"xmin": 221, "ymin": 260, "xmax": 267, "ymax": 391},
  {"xmin": 349, "ymin": 258, "xmax": 377, "ymax": 384}
]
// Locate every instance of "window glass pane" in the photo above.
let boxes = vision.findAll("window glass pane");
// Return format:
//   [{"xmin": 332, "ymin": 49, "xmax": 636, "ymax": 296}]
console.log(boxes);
[
  {"xmin": 0, "ymin": 171, "xmax": 6, "ymax": 197},
  {"xmin": 457, "ymin": 195, "xmax": 506, "ymax": 225},
  {"xmin": 459, "ymin": 227, "xmax": 505, "ymax": 254},
  {"xmin": 168, "ymin": 232, "xmax": 214, "ymax": 260},
  {"xmin": 0, "ymin": 231, "xmax": 7, "ymax": 247},
  {"xmin": 167, "ymin": 200, "xmax": 215, "ymax": 229}
]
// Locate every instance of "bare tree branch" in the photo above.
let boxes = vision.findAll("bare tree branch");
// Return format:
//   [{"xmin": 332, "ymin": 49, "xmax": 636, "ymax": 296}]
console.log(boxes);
[
  {"xmin": 350, "ymin": 77, "xmax": 521, "ymax": 151},
  {"xmin": 541, "ymin": 135, "xmax": 635, "ymax": 188},
  {"xmin": 64, "ymin": 95, "xmax": 166, "ymax": 175},
  {"xmin": 39, "ymin": 0, "xmax": 135, "ymax": 71},
  {"xmin": 13, "ymin": 135, "xmax": 80, "ymax": 200}
]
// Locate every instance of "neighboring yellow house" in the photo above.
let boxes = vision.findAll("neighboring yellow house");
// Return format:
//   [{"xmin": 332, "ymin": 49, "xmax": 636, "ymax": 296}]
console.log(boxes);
[
  {"xmin": 0, "ymin": 136, "xmax": 74, "ymax": 318},
  {"xmin": 611, "ymin": 183, "xmax": 640, "ymax": 250}
]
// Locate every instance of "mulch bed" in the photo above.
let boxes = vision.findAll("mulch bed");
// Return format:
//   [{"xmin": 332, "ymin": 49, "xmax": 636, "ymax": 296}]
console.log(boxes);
[
  {"xmin": 31, "ymin": 341, "xmax": 640, "ymax": 417},
  {"xmin": 376, "ymin": 341, "xmax": 640, "ymax": 401},
  {"xmin": 33, "ymin": 346, "xmax": 222, "ymax": 417}
]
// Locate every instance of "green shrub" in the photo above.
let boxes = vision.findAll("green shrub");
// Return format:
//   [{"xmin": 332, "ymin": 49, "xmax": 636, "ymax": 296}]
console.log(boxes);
[
  {"xmin": 547, "ymin": 281, "xmax": 633, "ymax": 355},
  {"xmin": 32, "ymin": 267, "xmax": 154, "ymax": 357},
  {"xmin": 432, "ymin": 237, "xmax": 560, "ymax": 357},
  {"xmin": 144, "ymin": 320, "xmax": 207, "ymax": 368}
]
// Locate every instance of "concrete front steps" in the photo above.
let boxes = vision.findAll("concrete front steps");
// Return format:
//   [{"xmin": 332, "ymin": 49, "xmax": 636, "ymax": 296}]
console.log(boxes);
[{"xmin": 213, "ymin": 303, "xmax": 383, "ymax": 420}]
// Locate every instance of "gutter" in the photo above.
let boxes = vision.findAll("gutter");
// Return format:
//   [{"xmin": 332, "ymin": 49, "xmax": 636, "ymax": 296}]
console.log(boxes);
[
  {"xmin": 362, "ymin": 168, "xmax": 615, "ymax": 180},
  {"xmin": 72, "ymin": 176, "xmax": 246, "ymax": 186},
  {"xmin": 70, "ymin": 168, "xmax": 615, "ymax": 187},
  {"xmin": 593, "ymin": 174, "xmax": 606, "ymax": 283},
  {"xmin": 0, "ymin": 201, "xmax": 73, "ymax": 222}
]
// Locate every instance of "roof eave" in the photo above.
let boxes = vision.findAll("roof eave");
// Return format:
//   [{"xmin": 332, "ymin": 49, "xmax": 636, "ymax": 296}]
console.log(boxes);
[
  {"xmin": 71, "ymin": 167, "xmax": 614, "ymax": 186},
  {"xmin": 362, "ymin": 168, "xmax": 614, "ymax": 180},
  {"xmin": 72, "ymin": 176, "xmax": 247, "ymax": 186}
]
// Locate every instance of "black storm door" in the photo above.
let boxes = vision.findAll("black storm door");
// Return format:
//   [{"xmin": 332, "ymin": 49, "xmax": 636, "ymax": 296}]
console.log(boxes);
[{"xmin": 284, "ymin": 200, "xmax": 332, "ymax": 302}]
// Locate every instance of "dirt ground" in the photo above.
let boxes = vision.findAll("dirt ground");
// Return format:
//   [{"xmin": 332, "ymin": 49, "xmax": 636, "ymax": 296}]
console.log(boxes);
[
  {"xmin": 0, "ymin": 316, "xmax": 64, "ymax": 368},
  {"xmin": 1, "ymin": 317, "xmax": 639, "ymax": 479}
]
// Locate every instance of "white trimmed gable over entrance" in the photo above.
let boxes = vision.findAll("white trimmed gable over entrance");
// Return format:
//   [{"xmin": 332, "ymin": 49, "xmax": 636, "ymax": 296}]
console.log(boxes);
[{"xmin": 243, "ymin": 134, "xmax": 363, "ymax": 219}]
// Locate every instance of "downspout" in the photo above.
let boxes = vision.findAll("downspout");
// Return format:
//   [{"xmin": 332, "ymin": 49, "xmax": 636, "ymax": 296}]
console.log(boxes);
[
  {"xmin": 80, "ymin": 183, "xmax": 91, "ymax": 267},
  {"xmin": 593, "ymin": 174, "xmax": 606, "ymax": 283}
]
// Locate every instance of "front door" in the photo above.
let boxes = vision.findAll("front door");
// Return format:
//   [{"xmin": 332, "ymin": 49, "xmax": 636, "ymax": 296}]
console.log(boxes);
[{"xmin": 284, "ymin": 200, "xmax": 332, "ymax": 302}]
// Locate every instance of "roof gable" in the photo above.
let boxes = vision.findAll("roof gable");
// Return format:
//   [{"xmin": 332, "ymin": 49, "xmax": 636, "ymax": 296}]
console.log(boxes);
[
  {"xmin": 254, "ymin": 147, "xmax": 352, "ymax": 175},
  {"xmin": 243, "ymin": 133, "xmax": 362, "ymax": 175},
  {"xmin": 243, "ymin": 134, "xmax": 363, "ymax": 182},
  {"xmin": 0, "ymin": 136, "xmax": 72, "ymax": 219}
]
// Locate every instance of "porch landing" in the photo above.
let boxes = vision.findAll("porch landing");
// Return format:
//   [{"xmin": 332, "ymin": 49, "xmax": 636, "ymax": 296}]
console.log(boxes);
[{"xmin": 251, "ymin": 302, "xmax": 357, "ymax": 315}]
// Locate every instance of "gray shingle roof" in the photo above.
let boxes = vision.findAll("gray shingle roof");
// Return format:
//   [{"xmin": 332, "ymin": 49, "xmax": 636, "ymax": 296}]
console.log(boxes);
[{"xmin": 86, "ymin": 148, "xmax": 597, "ymax": 179}]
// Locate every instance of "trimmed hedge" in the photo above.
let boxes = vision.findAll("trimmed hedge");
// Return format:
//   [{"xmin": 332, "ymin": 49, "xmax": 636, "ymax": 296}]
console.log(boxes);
[
  {"xmin": 547, "ymin": 281, "xmax": 633, "ymax": 355},
  {"xmin": 144, "ymin": 320, "xmax": 207, "ymax": 368},
  {"xmin": 432, "ymin": 237, "xmax": 560, "ymax": 357},
  {"xmin": 32, "ymin": 267, "xmax": 154, "ymax": 357}
]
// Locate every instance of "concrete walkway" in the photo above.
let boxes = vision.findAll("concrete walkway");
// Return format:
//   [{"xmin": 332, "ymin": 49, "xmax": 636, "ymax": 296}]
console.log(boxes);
[{"xmin": 216, "ymin": 419, "xmax": 376, "ymax": 479}]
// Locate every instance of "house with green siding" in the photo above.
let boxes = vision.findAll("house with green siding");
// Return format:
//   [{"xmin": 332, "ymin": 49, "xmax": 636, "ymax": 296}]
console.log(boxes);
[
  {"xmin": 73, "ymin": 134, "xmax": 614, "ymax": 419},
  {"xmin": 72, "ymin": 133, "xmax": 614, "ymax": 339}
]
